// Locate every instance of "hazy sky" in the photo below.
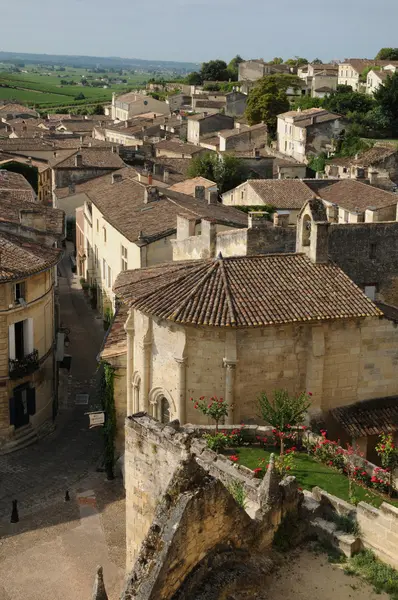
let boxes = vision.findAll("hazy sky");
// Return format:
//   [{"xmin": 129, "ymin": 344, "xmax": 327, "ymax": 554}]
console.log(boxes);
[{"xmin": 1, "ymin": 0, "xmax": 398, "ymax": 64}]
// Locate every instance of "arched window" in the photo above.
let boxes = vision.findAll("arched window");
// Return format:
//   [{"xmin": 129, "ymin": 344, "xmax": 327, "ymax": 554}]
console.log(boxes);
[
  {"xmin": 302, "ymin": 214, "xmax": 311, "ymax": 247},
  {"xmin": 160, "ymin": 397, "xmax": 170, "ymax": 424}
]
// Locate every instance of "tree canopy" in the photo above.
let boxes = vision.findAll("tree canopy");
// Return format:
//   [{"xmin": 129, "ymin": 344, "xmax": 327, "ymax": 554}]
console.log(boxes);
[
  {"xmin": 373, "ymin": 71, "xmax": 398, "ymax": 136},
  {"xmin": 187, "ymin": 152, "xmax": 245, "ymax": 194},
  {"xmin": 245, "ymin": 74, "xmax": 300, "ymax": 136},
  {"xmin": 200, "ymin": 59, "xmax": 230, "ymax": 82},
  {"xmin": 312, "ymin": 58, "xmax": 323, "ymax": 64},
  {"xmin": 323, "ymin": 89, "xmax": 375, "ymax": 116},
  {"xmin": 375, "ymin": 48, "xmax": 398, "ymax": 61},
  {"xmin": 227, "ymin": 55, "xmax": 244, "ymax": 80},
  {"xmin": 286, "ymin": 57, "xmax": 308, "ymax": 67},
  {"xmin": 185, "ymin": 71, "xmax": 203, "ymax": 85}
]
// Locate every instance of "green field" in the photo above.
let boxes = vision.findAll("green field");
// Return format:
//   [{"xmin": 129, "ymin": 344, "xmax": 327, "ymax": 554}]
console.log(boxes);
[{"xmin": 0, "ymin": 66, "xmax": 151, "ymax": 108}]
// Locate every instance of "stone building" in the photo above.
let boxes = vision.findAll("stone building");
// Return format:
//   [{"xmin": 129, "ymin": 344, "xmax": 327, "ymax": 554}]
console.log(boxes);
[
  {"xmin": 110, "ymin": 91, "xmax": 170, "ymax": 121},
  {"xmin": 153, "ymin": 139, "xmax": 206, "ymax": 159},
  {"xmin": 222, "ymin": 179, "xmax": 315, "ymax": 224},
  {"xmin": 0, "ymin": 170, "xmax": 64, "ymax": 452},
  {"xmin": 218, "ymin": 123, "xmax": 268, "ymax": 152},
  {"xmin": 338, "ymin": 59, "xmax": 398, "ymax": 91},
  {"xmin": 277, "ymin": 108, "xmax": 344, "ymax": 163},
  {"xmin": 113, "ymin": 246, "xmax": 398, "ymax": 433},
  {"xmin": 187, "ymin": 113, "xmax": 234, "ymax": 145},
  {"xmin": 325, "ymin": 144, "xmax": 398, "ymax": 186}
]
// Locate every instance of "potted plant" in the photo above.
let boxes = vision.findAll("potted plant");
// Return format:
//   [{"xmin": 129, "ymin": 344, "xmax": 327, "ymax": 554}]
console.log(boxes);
[{"xmin": 103, "ymin": 307, "xmax": 113, "ymax": 331}]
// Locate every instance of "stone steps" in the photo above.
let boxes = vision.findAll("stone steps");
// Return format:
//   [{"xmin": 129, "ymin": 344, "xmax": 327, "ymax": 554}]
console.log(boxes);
[
  {"xmin": 310, "ymin": 516, "xmax": 361, "ymax": 557},
  {"xmin": 0, "ymin": 424, "xmax": 38, "ymax": 455}
]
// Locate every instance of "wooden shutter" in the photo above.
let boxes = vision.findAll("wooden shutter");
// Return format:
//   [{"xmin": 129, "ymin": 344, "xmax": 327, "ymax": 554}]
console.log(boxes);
[{"xmin": 27, "ymin": 387, "xmax": 36, "ymax": 416}]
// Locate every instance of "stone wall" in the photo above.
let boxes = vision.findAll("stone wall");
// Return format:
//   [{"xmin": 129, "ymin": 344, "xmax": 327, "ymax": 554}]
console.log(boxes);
[{"xmin": 123, "ymin": 415, "xmax": 301, "ymax": 599}]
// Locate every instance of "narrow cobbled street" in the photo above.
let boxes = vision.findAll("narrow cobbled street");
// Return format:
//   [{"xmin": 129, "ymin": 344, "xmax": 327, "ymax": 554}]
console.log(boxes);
[{"xmin": 0, "ymin": 245, "xmax": 125, "ymax": 600}]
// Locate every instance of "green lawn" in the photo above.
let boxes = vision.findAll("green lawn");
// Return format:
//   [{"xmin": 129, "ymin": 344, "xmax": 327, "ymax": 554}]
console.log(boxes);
[{"xmin": 236, "ymin": 446, "xmax": 398, "ymax": 509}]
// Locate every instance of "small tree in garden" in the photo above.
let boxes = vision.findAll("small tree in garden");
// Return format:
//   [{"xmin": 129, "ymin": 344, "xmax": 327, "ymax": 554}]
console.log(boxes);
[
  {"xmin": 376, "ymin": 433, "xmax": 398, "ymax": 496},
  {"xmin": 343, "ymin": 442, "xmax": 365, "ymax": 505},
  {"xmin": 191, "ymin": 396, "xmax": 229, "ymax": 433},
  {"xmin": 258, "ymin": 389, "xmax": 311, "ymax": 454}
]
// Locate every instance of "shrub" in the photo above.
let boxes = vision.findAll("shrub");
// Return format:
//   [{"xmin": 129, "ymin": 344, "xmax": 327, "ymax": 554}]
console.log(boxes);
[
  {"xmin": 204, "ymin": 432, "xmax": 228, "ymax": 453},
  {"xmin": 228, "ymin": 480, "xmax": 247, "ymax": 509},
  {"xmin": 310, "ymin": 431, "xmax": 345, "ymax": 471},
  {"xmin": 345, "ymin": 549, "xmax": 398, "ymax": 598},
  {"xmin": 227, "ymin": 426, "xmax": 245, "ymax": 447},
  {"xmin": 376, "ymin": 433, "xmax": 398, "ymax": 496},
  {"xmin": 191, "ymin": 396, "xmax": 229, "ymax": 432}
]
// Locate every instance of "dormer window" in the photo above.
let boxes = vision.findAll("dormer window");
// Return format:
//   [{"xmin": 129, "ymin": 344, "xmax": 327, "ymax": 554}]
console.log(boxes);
[{"xmin": 14, "ymin": 281, "xmax": 26, "ymax": 304}]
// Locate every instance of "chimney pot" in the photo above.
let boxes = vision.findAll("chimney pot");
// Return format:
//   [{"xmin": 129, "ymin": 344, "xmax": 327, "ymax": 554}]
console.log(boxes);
[
  {"xmin": 148, "ymin": 173, "xmax": 153, "ymax": 185},
  {"xmin": 144, "ymin": 186, "xmax": 160, "ymax": 204},
  {"xmin": 195, "ymin": 185, "xmax": 206, "ymax": 200},
  {"xmin": 111, "ymin": 173, "xmax": 122, "ymax": 184}
]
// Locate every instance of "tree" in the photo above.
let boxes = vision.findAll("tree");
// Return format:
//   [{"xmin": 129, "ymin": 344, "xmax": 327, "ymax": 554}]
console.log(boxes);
[
  {"xmin": 312, "ymin": 58, "xmax": 323, "ymax": 64},
  {"xmin": 74, "ymin": 92, "xmax": 85, "ymax": 100},
  {"xmin": 373, "ymin": 71, "xmax": 398, "ymax": 135},
  {"xmin": 323, "ymin": 89, "xmax": 375, "ymax": 115},
  {"xmin": 245, "ymin": 74, "xmax": 300, "ymax": 137},
  {"xmin": 270, "ymin": 57, "xmax": 283, "ymax": 64},
  {"xmin": 185, "ymin": 71, "xmax": 203, "ymax": 85},
  {"xmin": 286, "ymin": 57, "xmax": 308, "ymax": 67},
  {"xmin": 375, "ymin": 48, "xmax": 398, "ymax": 61},
  {"xmin": 228, "ymin": 54, "xmax": 244, "ymax": 80},
  {"xmin": 200, "ymin": 59, "xmax": 229, "ymax": 82},
  {"xmin": 187, "ymin": 152, "xmax": 245, "ymax": 194},
  {"xmin": 258, "ymin": 389, "xmax": 311, "ymax": 454}
]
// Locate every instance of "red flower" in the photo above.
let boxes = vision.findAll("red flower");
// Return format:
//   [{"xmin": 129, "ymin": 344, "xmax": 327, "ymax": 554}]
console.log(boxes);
[
  {"xmin": 308, "ymin": 392, "xmax": 312, "ymax": 396},
  {"xmin": 229, "ymin": 455, "xmax": 239, "ymax": 462},
  {"xmin": 286, "ymin": 466, "xmax": 291, "ymax": 471},
  {"xmin": 200, "ymin": 396, "xmax": 205, "ymax": 400},
  {"xmin": 194, "ymin": 403, "xmax": 198, "ymax": 409},
  {"xmin": 287, "ymin": 424, "xmax": 291, "ymax": 429},
  {"xmin": 208, "ymin": 403, "xmax": 212, "ymax": 408},
  {"xmin": 302, "ymin": 425, "xmax": 308, "ymax": 430},
  {"xmin": 371, "ymin": 476, "xmax": 377, "ymax": 482},
  {"xmin": 298, "ymin": 487, "xmax": 303, "ymax": 491},
  {"xmin": 253, "ymin": 467, "xmax": 262, "ymax": 474}
]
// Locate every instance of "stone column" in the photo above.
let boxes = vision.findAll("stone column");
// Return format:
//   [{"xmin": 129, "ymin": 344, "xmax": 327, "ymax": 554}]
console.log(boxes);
[
  {"xmin": 124, "ymin": 311, "xmax": 135, "ymax": 416},
  {"xmin": 142, "ymin": 339, "xmax": 152, "ymax": 414},
  {"xmin": 223, "ymin": 360, "xmax": 236, "ymax": 425},
  {"xmin": 174, "ymin": 357, "xmax": 186, "ymax": 423}
]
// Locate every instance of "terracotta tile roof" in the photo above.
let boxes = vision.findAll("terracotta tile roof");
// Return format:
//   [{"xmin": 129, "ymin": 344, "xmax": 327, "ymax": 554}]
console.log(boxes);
[
  {"xmin": 86, "ymin": 177, "xmax": 246, "ymax": 244},
  {"xmin": 354, "ymin": 145, "xmax": 398, "ymax": 167},
  {"xmin": 371, "ymin": 70, "xmax": 391, "ymax": 81},
  {"xmin": 243, "ymin": 179, "xmax": 315, "ymax": 209},
  {"xmin": 54, "ymin": 166, "xmax": 135, "ymax": 199},
  {"xmin": 114, "ymin": 254, "xmax": 381, "ymax": 327},
  {"xmin": 278, "ymin": 108, "xmax": 342, "ymax": 127},
  {"xmin": 199, "ymin": 136, "xmax": 220, "ymax": 148},
  {"xmin": 219, "ymin": 124, "xmax": 267, "ymax": 139},
  {"xmin": 311, "ymin": 179, "xmax": 398, "ymax": 211},
  {"xmin": 152, "ymin": 157, "xmax": 192, "ymax": 178},
  {"xmin": 0, "ymin": 196, "xmax": 65, "ymax": 236},
  {"xmin": 52, "ymin": 147, "xmax": 126, "ymax": 169},
  {"xmin": 0, "ymin": 169, "xmax": 36, "ymax": 202},
  {"xmin": 168, "ymin": 177, "xmax": 217, "ymax": 196},
  {"xmin": 0, "ymin": 231, "xmax": 62, "ymax": 282},
  {"xmin": 341, "ymin": 59, "xmax": 398, "ymax": 73},
  {"xmin": 331, "ymin": 396, "xmax": 398, "ymax": 437},
  {"xmin": 101, "ymin": 304, "xmax": 128, "ymax": 359},
  {"xmin": 154, "ymin": 140, "xmax": 203, "ymax": 156},
  {"xmin": 0, "ymin": 104, "xmax": 38, "ymax": 117}
]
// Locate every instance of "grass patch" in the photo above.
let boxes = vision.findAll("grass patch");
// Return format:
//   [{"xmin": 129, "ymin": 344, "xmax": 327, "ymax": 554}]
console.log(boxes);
[
  {"xmin": 236, "ymin": 446, "xmax": 398, "ymax": 509},
  {"xmin": 344, "ymin": 550, "xmax": 398, "ymax": 599}
]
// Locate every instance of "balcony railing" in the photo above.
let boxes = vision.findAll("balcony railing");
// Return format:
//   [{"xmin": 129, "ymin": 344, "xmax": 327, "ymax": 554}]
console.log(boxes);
[{"xmin": 9, "ymin": 349, "xmax": 40, "ymax": 379}]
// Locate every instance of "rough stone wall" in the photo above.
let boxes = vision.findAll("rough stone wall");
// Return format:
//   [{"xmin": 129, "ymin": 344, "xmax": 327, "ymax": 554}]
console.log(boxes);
[
  {"xmin": 305, "ymin": 119, "xmax": 345, "ymax": 157},
  {"xmin": 238, "ymin": 61, "xmax": 270, "ymax": 81},
  {"xmin": 222, "ymin": 126, "xmax": 268, "ymax": 152},
  {"xmin": 357, "ymin": 502, "xmax": 398, "ymax": 569},
  {"xmin": 54, "ymin": 167, "xmax": 118, "ymax": 188},
  {"xmin": 225, "ymin": 92, "xmax": 247, "ymax": 117},
  {"xmin": 328, "ymin": 222, "xmax": 398, "ymax": 305},
  {"xmin": 123, "ymin": 415, "xmax": 301, "ymax": 599}
]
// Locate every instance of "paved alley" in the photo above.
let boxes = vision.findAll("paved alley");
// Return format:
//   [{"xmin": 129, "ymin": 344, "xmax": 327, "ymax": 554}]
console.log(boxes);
[{"xmin": 0, "ymin": 246, "xmax": 126, "ymax": 600}]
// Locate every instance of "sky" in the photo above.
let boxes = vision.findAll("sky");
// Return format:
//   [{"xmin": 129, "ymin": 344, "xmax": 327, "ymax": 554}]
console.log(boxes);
[{"xmin": 1, "ymin": 0, "xmax": 398, "ymax": 65}]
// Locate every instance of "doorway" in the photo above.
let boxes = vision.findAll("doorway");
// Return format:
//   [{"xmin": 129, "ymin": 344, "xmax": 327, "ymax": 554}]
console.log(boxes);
[{"xmin": 10, "ymin": 385, "xmax": 36, "ymax": 429}]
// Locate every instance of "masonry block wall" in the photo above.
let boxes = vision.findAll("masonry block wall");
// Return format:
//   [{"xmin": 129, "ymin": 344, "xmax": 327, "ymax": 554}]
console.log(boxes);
[{"xmin": 357, "ymin": 502, "xmax": 398, "ymax": 569}]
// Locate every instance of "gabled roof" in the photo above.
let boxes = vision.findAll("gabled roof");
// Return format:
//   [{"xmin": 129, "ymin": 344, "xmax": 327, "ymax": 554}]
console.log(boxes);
[
  {"xmin": 168, "ymin": 177, "xmax": 217, "ymax": 196},
  {"xmin": 0, "ymin": 169, "xmax": 36, "ymax": 202},
  {"xmin": 154, "ymin": 140, "xmax": 204, "ymax": 156},
  {"xmin": 307, "ymin": 179, "xmax": 398, "ymax": 211},
  {"xmin": 51, "ymin": 147, "xmax": 126, "ymax": 169},
  {"xmin": 327, "ymin": 145, "xmax": 398, "ymax": 168},
  {"xmin": 278, "ymin": 108, "xmax": 342, "ymax": 127},
  {"xmin": 0, "ymin": 231, "xmax": 62, "ymax": 282},
  {"xmin": 86, "ymin": 176, "xmax": 246, "ymax": 244},
  {"xmin": 234, "ymin": 179, "xmax": 315, "ymax": 210},
  {"xmin": 114, "ymin": 254, "xmax": 381, "ymax": 328}
]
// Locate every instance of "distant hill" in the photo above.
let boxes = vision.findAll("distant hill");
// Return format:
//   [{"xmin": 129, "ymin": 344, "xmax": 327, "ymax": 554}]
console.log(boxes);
[{"xmin": 0, "ymin": 51, "xmax": 199, "ymax": 73}]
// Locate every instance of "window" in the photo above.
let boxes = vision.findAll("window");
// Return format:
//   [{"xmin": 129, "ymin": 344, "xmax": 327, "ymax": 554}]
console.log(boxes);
[
  {"xmin": 8, "ymin": 319, "xmax": 34, "ymax": 360},
  {"xmin": 121, "ymin": 245, "xmax": 128, "ymax": 271},
  {"xmin": 14, "ymin": 281, "xmax": 26, "ymax": 304},
  {"xmin": 344, "ymin": 210, "xmax": 349, "ymax": 223},
  {"xmin": 241, "ymin": 191, "xmax": 244, "ymax": 200},
  {"xmin": 160, "ymin": 397, "xmax": 170, "ymax": 424},
  {"xmin": 102, "ymin": 259, "xmax": 106, "ymax": 280},
  {"xmin": 103, "ymin": 227, "xmax": 107, "ymax": 243},
  {"xmin": 342, "ymin": 167, "xmax": 348, "ymax": 174},
  {"xmin": 369, "ymin": 243, "xmax": 377, "ymax": 259},
  {"xmin": 96, "ymin": 219, "xmax": 99, "ymax": 233},
  {"xmin": 107, "ymin": 265, "xmax": 112, "ymax": 288}
]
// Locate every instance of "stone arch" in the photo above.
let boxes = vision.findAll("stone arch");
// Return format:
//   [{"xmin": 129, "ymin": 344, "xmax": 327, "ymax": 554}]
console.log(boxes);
[
  {"xmin": 302, "ymin": 213, "xmax": 311, "ymax": 247},
  {"xmin": 148, "ymin": 387, "xmax": 176, "ymax": 423},
  {"xmin": 132, "ymin": 371, "xmax": 141, "ymax": 413}
]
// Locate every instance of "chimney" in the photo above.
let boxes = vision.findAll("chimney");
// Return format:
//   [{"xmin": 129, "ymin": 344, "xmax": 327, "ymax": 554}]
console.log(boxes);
[
  {"xmin": 163, "ymin": 168, "xmax": 169, "ymax": 183},
  {"xmin": 195, "ymin": 185, "xmax": 206, "ymax": 200},
  {"xmin": 53, "ymin": 151, "xmax": 57, "ymax": 158},
  {"xmin": 111, "ymin": 173, "xmax": 123, "ymax": 184},
  {"xmin": 368, "ymin": 169, "xmax": 378, "ymax": 185},
  {"xmin": 249, "ymin": 211, "xmax": 270, "ymax": 228},
  {"xmin": 273, "ymin": 212, "xmax": 289, "ymax": 228},
  {"xmin": 207, "ymin": 190, "xmax": 219, "ymax": 205},
  {"xmin": 75, "ymin": 153, "xmax": 83, "ymax": 167},
  {"xmin": 148, "ymin": 172, "xmax": 153, "ymax": 185},
  {"xmin": 144, "ymin": 186, "xmax": 160, "ymax": 204},
  {"xmin": 80, "ymin": 135, "xmax": 84, "ymax": 143}
]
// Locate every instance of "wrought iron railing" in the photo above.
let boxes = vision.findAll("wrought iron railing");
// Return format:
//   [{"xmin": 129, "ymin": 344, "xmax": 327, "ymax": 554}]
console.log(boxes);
[{"xmin": 9, "ymin": 349, "xmax": 39, "ymax": 379}]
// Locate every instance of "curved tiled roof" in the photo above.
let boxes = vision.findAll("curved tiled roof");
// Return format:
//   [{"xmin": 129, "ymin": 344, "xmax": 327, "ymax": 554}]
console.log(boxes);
[
  {"xmin": 114, "ymin": 254, "xmax": 381, "ymax": 328},
  {"xmin": 0, "ymin": 232, "xmax": 62, "ymax": 282}
]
